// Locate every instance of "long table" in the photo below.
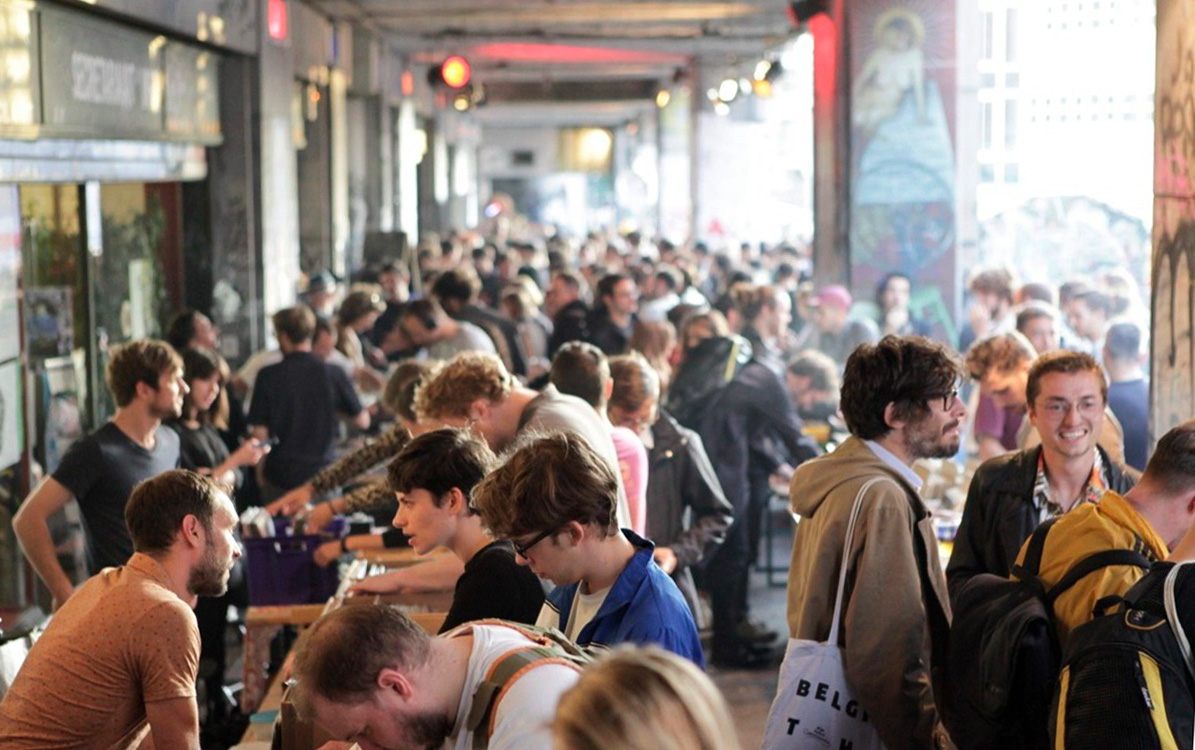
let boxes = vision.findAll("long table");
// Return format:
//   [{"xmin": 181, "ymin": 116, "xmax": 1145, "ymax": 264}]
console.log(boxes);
[{"xmin": 238, "ymin": 555, "xmax": 453, "ymax": 746}]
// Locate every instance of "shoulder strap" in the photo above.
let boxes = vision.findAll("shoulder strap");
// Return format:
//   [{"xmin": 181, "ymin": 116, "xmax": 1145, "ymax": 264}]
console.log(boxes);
[
  {"xmin": 1012, "ymin": 516, "xmax": 1061, "ymax": 580},
  {"xmin": 463, "ymin": 624, "xmax": 589, "ymax": 750},
  {"xmin": 1164, "ymin": 562, "xmax": 1195, "ymax": 683},
  {"xmin": 1044, "ymin": 548, "xmax": 1151, "ymax": 605},
  {"xmin": 826, "ymin": 476, "xmax": 898, "ymax": 645}
]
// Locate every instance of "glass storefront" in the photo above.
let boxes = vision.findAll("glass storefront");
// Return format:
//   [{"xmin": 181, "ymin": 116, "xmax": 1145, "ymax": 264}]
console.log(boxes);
[{"xmin": 1, "ymin": 181, "xmax": 181, "ymax": 613}]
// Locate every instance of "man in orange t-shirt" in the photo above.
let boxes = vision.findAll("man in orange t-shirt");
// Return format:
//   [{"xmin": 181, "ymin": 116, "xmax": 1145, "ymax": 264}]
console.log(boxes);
[{"xmin": 0, "ymin": 470, "xmax": 241, "ymax": 749}]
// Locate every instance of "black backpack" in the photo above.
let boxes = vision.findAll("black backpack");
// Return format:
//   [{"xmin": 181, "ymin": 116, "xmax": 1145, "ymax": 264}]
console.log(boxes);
[
  {"xmin": 665, "ymin": 335, "xmax": 751, "ymax": 430},
  {"xmin": 1051, "ymin": 561, "xmax": 1195, "ymax": 749},
  {"xmin": 945, "ymin": 516, "xmax": 1151, "ymax": 750}
]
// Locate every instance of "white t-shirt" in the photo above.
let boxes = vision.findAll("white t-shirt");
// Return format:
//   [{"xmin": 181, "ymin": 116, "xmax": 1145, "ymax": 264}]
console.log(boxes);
[
  {"xmin": 561, "ymin": 586, "xmax": 611, "ymax": 641},
  {"xmin": 444, "ymin": 624, "xmax": 581, "ymax": 750}
]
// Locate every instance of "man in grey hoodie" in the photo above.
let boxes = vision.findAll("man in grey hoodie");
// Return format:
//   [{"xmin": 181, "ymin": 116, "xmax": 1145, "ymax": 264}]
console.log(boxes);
[{"xmin": 784, "ymin": 335, "xmax": 964, "ymax": 750}]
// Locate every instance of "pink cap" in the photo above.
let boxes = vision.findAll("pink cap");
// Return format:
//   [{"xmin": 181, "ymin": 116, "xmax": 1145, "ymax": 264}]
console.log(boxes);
[{"xmin": 811, "ymin": 284, "xmax": 852, "ymax": 310}]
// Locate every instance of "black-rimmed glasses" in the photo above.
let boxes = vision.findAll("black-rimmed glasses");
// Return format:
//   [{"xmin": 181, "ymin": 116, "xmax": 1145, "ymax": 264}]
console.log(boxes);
[
  {"xmin": 939, "ymin": 388, "xmax": 960, "ymax": 411},
  {"xmin": 511, "ymin": 528, "xmax": 557, "ymax": 558}
]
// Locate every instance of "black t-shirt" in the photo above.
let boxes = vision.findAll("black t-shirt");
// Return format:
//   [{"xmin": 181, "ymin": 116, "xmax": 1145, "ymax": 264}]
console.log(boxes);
[
  {"xmin": 168, "ymin": 420, "xmax": 230, "ymax": 472},
  {"xmin": 438, "ymin": 541, "xmax": 546, "ymax": 633},
  {"xmin": 247, "ymin": 351, "xmax": 362, "ymax": 490},
  {"xmin": 52, "ymin": 422, "xmax": 180, "ymax": 574}
]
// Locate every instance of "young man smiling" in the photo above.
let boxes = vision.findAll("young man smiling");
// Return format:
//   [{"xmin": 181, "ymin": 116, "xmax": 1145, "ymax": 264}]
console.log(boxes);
[
  {"xmin": 471, "ymin": 431, "xmax": 703, "ymax": 665},
  {"xmin": 948, "ymin": 350, "xmax": 1139, "ymax": 598},
  {"xmin": 966, "ymin": 331, "xmax": 1125, "ymax": 462},
  {"xmin": 347, "ymin": 428, "xmax": 543, "ymax": 632}
]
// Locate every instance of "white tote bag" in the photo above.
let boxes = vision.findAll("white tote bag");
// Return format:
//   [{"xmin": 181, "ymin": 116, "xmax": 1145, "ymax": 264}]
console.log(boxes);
[{"xmin": 761, "ymin": 478, "xmax": 889, "ymax": 750}]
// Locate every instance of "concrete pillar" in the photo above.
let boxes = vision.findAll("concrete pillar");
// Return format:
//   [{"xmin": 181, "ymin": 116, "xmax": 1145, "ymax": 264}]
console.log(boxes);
[
  {"xmin": 811, "ymin": 0, "xmax": 962, "ymax": 339},
  {"xmin": 1150, "ymin": 0, "xmax": 1195, "ymax": 442},
  {"xmin": 257, "ymin": 2, "xmax": 301, "ymax": 323}
]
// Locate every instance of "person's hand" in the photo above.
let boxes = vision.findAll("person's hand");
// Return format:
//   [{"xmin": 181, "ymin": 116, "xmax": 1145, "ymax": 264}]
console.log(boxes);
[
  {"xmin": 349, "ymin": 570, "xmax": 408, "ymax": 596},
  {"xmin": 265, "ymin": 484, "xmax": 315, "ymax": 516},
  {"xmin": 231, "ymin": 438, "xmax": 268, "ymax": 469},
  {"xmin": 653, "ymin": 547, "xmax": 678, "ymax": 575},
  {"xmin": 313, "ymin": 539, "xmax": 343, "ymax": 567},
  {"xmin": 304, "ymin": 499, "xmax": 340, "ymax": 532}
]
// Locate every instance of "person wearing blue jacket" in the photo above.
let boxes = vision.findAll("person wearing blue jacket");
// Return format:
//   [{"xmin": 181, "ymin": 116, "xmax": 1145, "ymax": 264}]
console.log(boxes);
[{"xmin": 471, "ymin": 430, "xmax": 705, "ymax": 666}]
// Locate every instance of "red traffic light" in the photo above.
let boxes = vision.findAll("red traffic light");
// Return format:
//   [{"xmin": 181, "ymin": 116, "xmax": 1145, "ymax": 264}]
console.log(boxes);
[{"xmin": 437, "ymin": 56, "xmax": 471, "ymax": 89}]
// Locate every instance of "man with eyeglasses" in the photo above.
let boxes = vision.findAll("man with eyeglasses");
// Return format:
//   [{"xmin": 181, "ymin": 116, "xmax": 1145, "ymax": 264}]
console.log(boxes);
[
  {"xmin": 784, "ymin": 335, "xmax": 963, "ymax": 750},
  {"xmin": 948, "ymin": 350, "xmax": 1139, "ymax": 600},
  {"xmin": 471, "ymin": 431, "xmax": 704, "ymax": 666},
  {"xmin": 1007, "ymin": 419, "xmax": 1195, "ymax": 645},
  {"xmin": 964, "ymin": 330, "xmax": 1126, "ymax": 462}
]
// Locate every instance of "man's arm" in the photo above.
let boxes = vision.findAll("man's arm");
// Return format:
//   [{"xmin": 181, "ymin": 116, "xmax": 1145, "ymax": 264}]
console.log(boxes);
[
  {"xmin": 143, "ymin": 697, "xmax": 200, "ymax": 750},
  {"xmin": 670, "ymin": 433, "xmax": 733, "ymax": 568},
  {"xmin": 12, "ymin": 477, "xmax": 77, "ymax": 608},
  {"xmin": 945, "ymin": 464, "xmax": 995, "ymax": 602}
]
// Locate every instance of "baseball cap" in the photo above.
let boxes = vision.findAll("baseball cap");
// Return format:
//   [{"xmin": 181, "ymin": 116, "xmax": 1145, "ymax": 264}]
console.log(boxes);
[{"xmin": 810, "ymin": 284, "xmax": 852, "ymax": 310}]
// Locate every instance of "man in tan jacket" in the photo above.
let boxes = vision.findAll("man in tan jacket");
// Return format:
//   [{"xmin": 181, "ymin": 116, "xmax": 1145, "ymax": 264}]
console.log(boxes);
[{"xmin": 786, "ymin": 335, "xmax": 963, "ymax": 750}]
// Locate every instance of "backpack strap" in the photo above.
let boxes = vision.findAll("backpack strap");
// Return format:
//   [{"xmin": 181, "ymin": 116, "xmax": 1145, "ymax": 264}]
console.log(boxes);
[
  {"xmin": 461, "ymin": 622, "xmax": 591, "ymax": 750},
  {"xmin": 1012, "ymin": 516, "xmax": 1062, "ymax": 581},
  {"xmin": 1044, "ymin": 548, "xmax": 1151, "ymax": 605},
  {"xmin": 1164, "ymin": 562, "xmax": 1195, "ymax": 682},
  {"xmin": 466, "ymin": 645, "xmax": 582, "ymax": 750},
  {"xmin": 1092, "ymin": 593, "xmax": 1126, "ymax": 619}
]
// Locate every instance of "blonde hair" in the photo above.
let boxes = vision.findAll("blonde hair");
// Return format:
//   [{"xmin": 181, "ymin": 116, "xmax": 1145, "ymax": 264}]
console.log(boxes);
[
  {"xmin": 552, "ymin": 647, "xmax": 742, "ymax": 750},
  {"xmin": 414, "ymin": 351, "xmax": 514, "ymax": 421},
  {"xmin": 629, "ymin": 321, "xmax": 677, "ymax": 391}
]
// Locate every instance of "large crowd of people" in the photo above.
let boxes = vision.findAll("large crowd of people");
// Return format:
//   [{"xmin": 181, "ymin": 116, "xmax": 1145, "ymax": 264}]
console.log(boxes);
[{"xmin": 0, "ymin": 228, "xmax": 1184, "ymax": 750}]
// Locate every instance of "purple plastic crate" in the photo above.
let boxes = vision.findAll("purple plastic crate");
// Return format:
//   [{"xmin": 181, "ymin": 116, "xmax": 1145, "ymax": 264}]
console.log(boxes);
[{"xmin": 244, "ymin": 535, "xmax": 340, "ymax": 605}]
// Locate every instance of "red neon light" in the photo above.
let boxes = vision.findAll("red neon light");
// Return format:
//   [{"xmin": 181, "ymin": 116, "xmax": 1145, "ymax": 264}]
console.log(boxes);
[
  {"xmin": 441, "ymin": 56, "xmax": 471, "ymax": 89},
  {"xmin": 401, "ymin": 70, "xmax": 415, "ymax": 97},
  {"xmin": 267, "ymin": 0, "xmax": 288, "ymax": 42},
  {"xmin": 468, "ymin": 42, "xmax": 686, "ymax": 66},
  {"xmin": 809, "ymin": 14, "xmax": 836, "ymax": 100}
]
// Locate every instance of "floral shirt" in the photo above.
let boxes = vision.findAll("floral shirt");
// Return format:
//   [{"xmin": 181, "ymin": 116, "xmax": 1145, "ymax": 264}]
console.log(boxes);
[{"xmin": 1033, "ymin": 448, "xmax": 1108, "ymax": 522}]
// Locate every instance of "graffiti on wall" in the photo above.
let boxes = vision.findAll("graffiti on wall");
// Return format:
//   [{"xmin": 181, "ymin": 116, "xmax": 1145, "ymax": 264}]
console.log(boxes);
[
  {"xmin": 1151, "ymin": 218, "xmax": 1195, "ymax": 442},
  {"xmin": 848, "ymin": 2, "xmax": 957, "ymax": 342},
  {"xmin": 977, "ymin": 197, "xmax": 1150, "ymax": 292},
  {"xmin": 1152, "ymin": 0, "xmax": 1195, "ymax": 443}
]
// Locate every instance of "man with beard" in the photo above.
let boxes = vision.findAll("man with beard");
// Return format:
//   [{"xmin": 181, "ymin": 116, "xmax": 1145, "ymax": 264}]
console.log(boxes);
[
  {"xmin": 13, "ymin": 339, "xmax": 185, "ymax": 609},
  {"xmin": 0, "ymin": 470, "xmax": 241, "ymax": 749},
  {"xmin": 784, "ymin": 335, "xmax": 963, "ymax": 750},
  {"xmin": 291, "ymin": 603, "xmax": 581, "ymax": 750}
]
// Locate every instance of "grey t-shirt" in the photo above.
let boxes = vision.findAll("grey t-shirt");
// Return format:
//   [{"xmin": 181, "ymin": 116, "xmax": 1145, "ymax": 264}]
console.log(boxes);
[
  {"xmin": 53, "ymin": 423, "xmax": 180, "ymax": 574},
  {"xmin": 519, "ymin": 385, "xmax": 631, "ymax": 527},
  {"xmin": 428, "ymin": 321, "xmax": 497, "ymax": 361}
]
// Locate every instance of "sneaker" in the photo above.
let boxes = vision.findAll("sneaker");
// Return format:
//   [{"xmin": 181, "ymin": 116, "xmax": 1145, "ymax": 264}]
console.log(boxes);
[
  {"xmin": 735, "ymin": 618, "xmax": 780, "ymax": 644},
  {"xmin": 710, "ymin": 640, "xmax": 782, "ymax": 669}
]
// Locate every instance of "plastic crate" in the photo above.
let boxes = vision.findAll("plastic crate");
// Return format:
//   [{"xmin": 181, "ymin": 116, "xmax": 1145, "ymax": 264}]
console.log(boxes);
[{"xmin": 244, "ymin": 534, "xmax": 340, "ymax": 606}]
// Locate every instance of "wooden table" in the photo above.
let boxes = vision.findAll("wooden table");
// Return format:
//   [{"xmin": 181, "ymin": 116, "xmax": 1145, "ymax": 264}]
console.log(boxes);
[
  {"xmin": 355, "ymin": 547, "xmax": 450, "ymax": 567},
  {"xmin": 239, "ymin": 553, "xmax": 453, "ymax": 745}
]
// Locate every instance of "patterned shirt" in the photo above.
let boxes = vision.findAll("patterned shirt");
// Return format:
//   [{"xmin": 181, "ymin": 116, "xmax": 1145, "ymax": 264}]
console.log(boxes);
[
  {"xmin": 1033, "ymin": 448, "xmax": 1108, "ymax": 522},
  {"xmin": 307, "ymin": 423, "xmax": 409, "ymax": 512}
]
